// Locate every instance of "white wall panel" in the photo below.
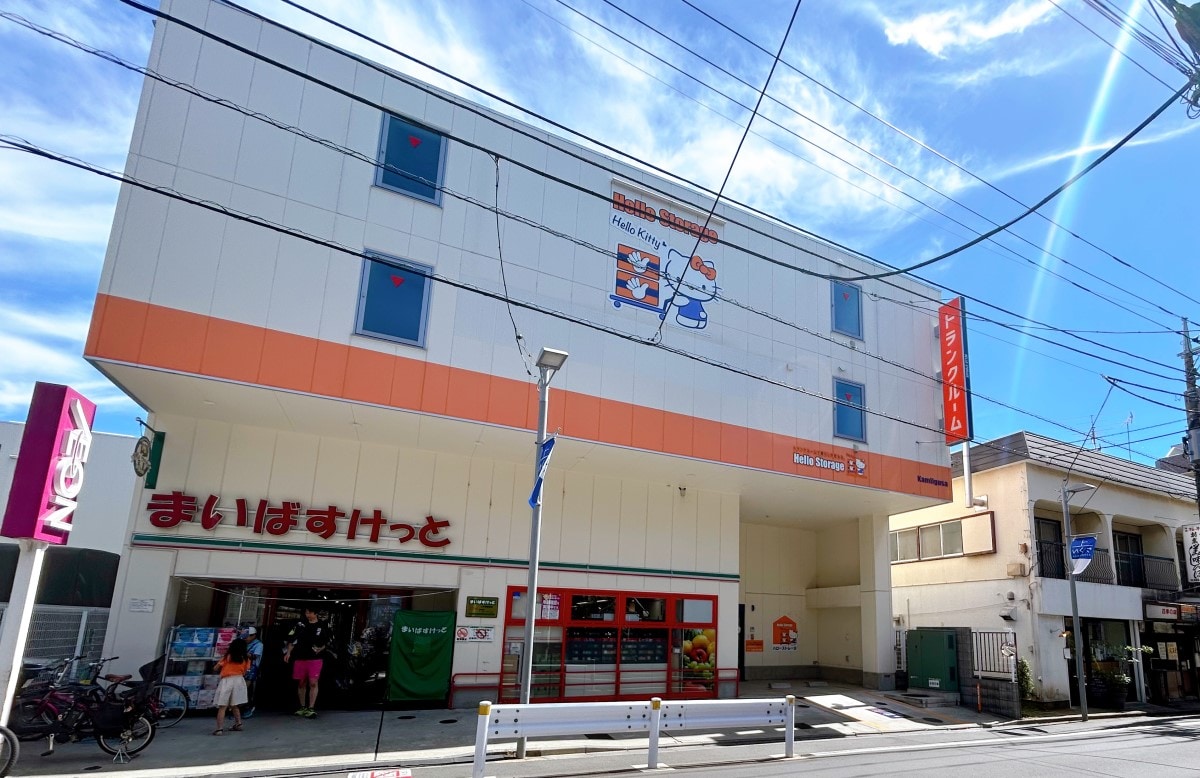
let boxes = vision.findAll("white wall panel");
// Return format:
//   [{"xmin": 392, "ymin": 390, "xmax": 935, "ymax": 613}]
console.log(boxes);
[{"xmin": 148, "ymin": 202, "xmax": 223, "ymax": 314}]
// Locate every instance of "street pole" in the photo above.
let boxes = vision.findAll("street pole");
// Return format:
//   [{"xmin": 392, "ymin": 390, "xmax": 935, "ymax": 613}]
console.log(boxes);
[
  {"xmin": 1180, "ymin": 319, "xmax": 1200, "ymax": 516},
  {"xmin": 1061, "ymin": 481, "xmax": 1095, "ymax": 722},
  {"xmin": 517, "ymin": 348, "xmax": 567, "ymax": 759}
]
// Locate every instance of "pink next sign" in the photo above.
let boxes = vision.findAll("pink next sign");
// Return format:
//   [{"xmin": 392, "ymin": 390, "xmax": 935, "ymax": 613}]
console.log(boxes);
[{"xmin": 1, "ymin": 382, "xmax": 96, "ymax": 545}]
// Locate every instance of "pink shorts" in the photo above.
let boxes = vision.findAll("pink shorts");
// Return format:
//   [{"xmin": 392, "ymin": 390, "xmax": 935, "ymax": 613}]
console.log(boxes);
[{"xmin": 292, "ymin": 659, "xmax": 323, "ymax": 683}]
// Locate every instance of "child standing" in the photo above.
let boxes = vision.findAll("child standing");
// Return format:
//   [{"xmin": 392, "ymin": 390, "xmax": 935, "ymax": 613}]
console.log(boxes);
[{"xmin": 213, "ymin": 637, "xmax": 251, "ymax": 735}]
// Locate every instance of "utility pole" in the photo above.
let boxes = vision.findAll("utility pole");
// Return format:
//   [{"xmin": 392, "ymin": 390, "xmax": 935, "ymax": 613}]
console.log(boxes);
[{"xmin": 1182, "ymin": 319, "xmax": 1200, "ymax": 515}]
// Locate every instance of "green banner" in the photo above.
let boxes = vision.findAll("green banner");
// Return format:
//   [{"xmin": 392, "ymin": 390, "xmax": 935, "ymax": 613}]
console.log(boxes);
[{"xmin": 389, "ymin": 610, "xmax": 455, "ymax": 701}]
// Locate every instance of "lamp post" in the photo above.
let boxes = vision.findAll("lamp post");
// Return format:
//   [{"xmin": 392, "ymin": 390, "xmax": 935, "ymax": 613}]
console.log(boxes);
[
  {"xmin": 517, "ymin": 347, "xmax": 568, "ymax": 759},
  {"xmin": 1061, "ymin": 481, "xmax": 1096, "ymax": 722}
]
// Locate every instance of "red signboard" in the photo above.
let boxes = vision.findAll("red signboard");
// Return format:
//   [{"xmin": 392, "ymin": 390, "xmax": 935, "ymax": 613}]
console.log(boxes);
[
  {"xmin": 938, "ymin": 298, "xmax": 973, "ymax": 445},
  {"xmin": 145, "ymin": 491, "xmax": 450, "ymax": 548},
  {"xmin": 1, "ymin": 383, "xmax": 96, "ymax": 545}
]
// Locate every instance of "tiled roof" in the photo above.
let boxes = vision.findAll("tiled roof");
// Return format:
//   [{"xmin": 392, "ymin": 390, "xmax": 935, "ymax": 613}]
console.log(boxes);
[{"xmin": 951, "ymin": 431, "xmax": 1196, "ymax": 500}]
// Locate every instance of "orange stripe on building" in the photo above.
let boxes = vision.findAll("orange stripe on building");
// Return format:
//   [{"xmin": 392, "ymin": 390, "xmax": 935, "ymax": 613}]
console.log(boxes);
[{"xmin": 85, "ymin": 294, "xmax": 951, "ymax": 499}]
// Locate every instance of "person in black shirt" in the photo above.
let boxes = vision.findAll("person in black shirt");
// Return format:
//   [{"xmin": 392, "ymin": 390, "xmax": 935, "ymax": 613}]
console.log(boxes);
[{"xmin": 284, "ymin": 606, "xmax": 330, "ymax": 717}]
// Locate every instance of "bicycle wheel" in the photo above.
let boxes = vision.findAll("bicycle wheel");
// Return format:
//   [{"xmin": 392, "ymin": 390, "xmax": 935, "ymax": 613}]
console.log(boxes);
[
  {"xmin": 95, "ymin": 714, "xmax": 155, "ymax": 756},
  {"xmin": 0, "ymin": 724, "xmax": 18, "ymax": 777},
  {"xmin": 149, "ymin": 683, "xmax": 189, "ymax": 728}
]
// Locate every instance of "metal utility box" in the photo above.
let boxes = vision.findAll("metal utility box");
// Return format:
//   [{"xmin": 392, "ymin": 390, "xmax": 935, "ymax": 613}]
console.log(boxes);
[{"xmin": 906, "ymin": 628, "xmax": 959, "ymax": 692}]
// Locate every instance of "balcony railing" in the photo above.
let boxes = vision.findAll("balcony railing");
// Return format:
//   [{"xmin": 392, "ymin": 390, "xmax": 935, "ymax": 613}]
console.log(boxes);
[
  {"xmin": 1036, "ymin": 541, "xmax": 1114, "ymax": 584},
  {"xmin": 1115, "ymin": 552, "xmax": 1180, "ymax": 591}
]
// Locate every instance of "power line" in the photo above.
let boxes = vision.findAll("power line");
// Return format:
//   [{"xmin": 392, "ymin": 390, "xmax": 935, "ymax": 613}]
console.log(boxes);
[
  {"xmin": 185, "ymin": 0, "xmax": 1196, "ymax": 377},
  {"xmin": 674, "ymin": 0, "xmax": 1200, "ymax": 310},
  {"xmin": 8, "ymin": 8, "xmax": 1182, "ymax": 434},
  {"xmin": 3, "ymin": 133, "xmax": 1179, "ymax": 470},
  {"xmin": 653, "ymin": 0, "xmax": 804, "ymax": 344},
  {"xmin": 557, "ymin": 0, "xmax": 1184, "ymax": 328}
]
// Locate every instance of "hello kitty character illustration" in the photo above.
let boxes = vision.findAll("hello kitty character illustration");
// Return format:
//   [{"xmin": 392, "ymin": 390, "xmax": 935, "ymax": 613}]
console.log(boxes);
[{"xmin": 660, "ymin": 244, "xmax": 718, "ymax": 330}]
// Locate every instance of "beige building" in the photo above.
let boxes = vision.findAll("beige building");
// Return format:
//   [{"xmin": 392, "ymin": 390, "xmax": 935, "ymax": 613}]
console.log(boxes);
[{"xmin": 891, "ymin": 432, "xmax": 1199, "ymax": 706}]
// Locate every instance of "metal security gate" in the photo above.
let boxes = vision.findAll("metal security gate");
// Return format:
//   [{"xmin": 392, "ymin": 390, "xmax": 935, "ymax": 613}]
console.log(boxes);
[{"xmin": 0, "ymin": 604, "xmax": 110, "ymax": 669}]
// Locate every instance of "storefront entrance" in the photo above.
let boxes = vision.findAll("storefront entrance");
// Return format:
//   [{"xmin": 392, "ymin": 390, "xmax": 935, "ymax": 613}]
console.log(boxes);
[{"xmin": 170, "ymin": 580, "xmax": 456, "ymax": 711}]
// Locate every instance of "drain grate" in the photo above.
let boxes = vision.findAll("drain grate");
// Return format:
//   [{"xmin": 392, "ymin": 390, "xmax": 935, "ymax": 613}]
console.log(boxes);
[
  {"xmin": 922, "ymin": 717, "xmax": 945, "ymax": 724},
  {"xmin": 439, "ymin": 719, "xmax": 458, "ymax": 724},
  {"xmin": 396, "ymin": 715, "xmax": 416, "ymax": 720},
  {"xmin": 584, "ymin": 733, "xmax": 615, "ymax": 740}
]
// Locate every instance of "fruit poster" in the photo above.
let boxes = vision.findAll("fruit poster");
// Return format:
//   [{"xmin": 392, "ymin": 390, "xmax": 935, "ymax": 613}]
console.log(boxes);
[{"xmin": 679, "ymin": 628, "xmax": 716, "ymax": 686}]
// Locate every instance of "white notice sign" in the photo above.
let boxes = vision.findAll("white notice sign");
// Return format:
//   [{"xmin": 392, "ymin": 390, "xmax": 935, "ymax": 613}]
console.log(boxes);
[{"xmin": 128, "ymin": 598, "xmax": 155, "ymax": 613}]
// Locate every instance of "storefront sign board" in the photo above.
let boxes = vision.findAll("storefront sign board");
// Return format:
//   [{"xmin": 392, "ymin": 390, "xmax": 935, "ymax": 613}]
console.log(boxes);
[
  {"xmin": 1183, "ymin": 525, "xmax": 1200, "ymax": 584},
  {"xmin": 465, "ymin": 596, "xmax": 499, "ymax": 618},
  {"xmin": 744, "ymin": 639, "xmax": 764, "ymax": 653},
  {"xmin": 2, "ymin": 383, "xmax": 96, "ymax": 544},
  {"xmin": 144, "ymin": 491, "xmax": 451, "ymax": 548},
  {"xmin": 938, "ymin": 297, "xmax": 973, "ymax": 445},
  {"xmin": 1145, "ymin": 603, "xmax": 1179, "ymax": 621},
  {"xmin": 772, "ymin": 616, "xmax": 797, "ymax": 651},
  {"xmin": 455, "ymin": 626, "xmax": 495, "ymax": 643}
]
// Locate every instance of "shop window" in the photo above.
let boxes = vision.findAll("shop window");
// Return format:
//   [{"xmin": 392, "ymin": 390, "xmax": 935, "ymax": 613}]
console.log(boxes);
[
  {"xmin": 831, "ymin": 280, "xmax": 863, "ymax": 339},
  {"xmin": 376, "ymin": 113, "xmax": 446, "ymax": 204},
  {"xmin": 676, "ymin": 598, "xmax": 713, "ymax": 624},
  {"xmin": 624, "ymin": 596, "xmax": 666, "ymax": 622},
  {"xmin": 356, "ymin": 253, "xmax": 432, "ymax": 347},
  {"xmin": 571, "ymin": 595, "xmax": 616, "ymax": 621},
  {"xmin": 833, "ymin": 379, "xmax": 866, "ymax": 442}
]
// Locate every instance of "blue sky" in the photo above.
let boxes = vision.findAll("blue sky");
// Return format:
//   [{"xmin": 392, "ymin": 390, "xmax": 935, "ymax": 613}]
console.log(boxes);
[{"xmin": 1, "ymin": 0, "xmax": 1197, "ymax": 466}]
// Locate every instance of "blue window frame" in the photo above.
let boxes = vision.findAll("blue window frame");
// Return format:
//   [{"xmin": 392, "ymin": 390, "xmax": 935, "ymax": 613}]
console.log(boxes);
[
  {"xmin": 833, "ymin": 379, "xmax": 866, "ymax": 442},
  {"xmin": 376, "ymin": 113, "xmax": 447, "ymax": 205},
  {"xmin": 355, "ymin": 253, "xmax": 432, "ymax": 347},
  {"xmin": 831, "ymin": 280, "xmax": 863, "ymax": 339}
]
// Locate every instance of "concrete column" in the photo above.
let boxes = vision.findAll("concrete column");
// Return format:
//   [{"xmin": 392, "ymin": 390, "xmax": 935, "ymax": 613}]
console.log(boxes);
[
  {"xmin": 859, "ymin": 514, "xmax": 894, "ymax": 690},
  {"xmin": 103, "ymin": 546, "xmax": 178, "ymax": 677}
]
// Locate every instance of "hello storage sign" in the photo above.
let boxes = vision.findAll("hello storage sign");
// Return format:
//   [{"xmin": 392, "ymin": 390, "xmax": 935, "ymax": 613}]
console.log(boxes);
[{"xmin": 144, "ymin": 491, "xmax": 451, "ymax": 548}]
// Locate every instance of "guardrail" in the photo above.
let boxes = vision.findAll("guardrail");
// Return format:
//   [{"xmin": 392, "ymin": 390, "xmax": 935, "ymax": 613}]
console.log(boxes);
[{"xmin": 472, "ymin": 695, "xmax": 797, "ymax": 776}]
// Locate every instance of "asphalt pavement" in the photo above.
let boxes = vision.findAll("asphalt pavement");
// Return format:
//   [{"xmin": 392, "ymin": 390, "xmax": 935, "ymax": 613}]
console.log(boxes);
[{"xmin": 5, "ymin": 681, "xmax": 1184, "ymax": 778}]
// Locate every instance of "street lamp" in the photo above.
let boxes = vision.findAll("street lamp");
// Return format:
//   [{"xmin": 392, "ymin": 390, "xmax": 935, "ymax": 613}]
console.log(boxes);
[
  {"xmin": 1061, "ymin": 481, "xmax": 1096, "ymax": 722},
  {"xmin": 517, "ymin": 347, "xmax": 568, "ymax": 759}
]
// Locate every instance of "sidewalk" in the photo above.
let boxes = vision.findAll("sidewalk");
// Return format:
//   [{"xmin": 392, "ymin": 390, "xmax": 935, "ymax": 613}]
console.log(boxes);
[{"xmin": 4, "ymin": 681, "xmax": 1150, "ymax": 778}]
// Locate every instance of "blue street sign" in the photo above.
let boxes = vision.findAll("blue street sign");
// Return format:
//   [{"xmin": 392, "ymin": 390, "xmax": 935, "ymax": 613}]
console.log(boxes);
[
  {"xmin": 528, "ymin": 437, "xmax": 556, "ymax": 508},
  {"xmin": 1070, "ymin": 536, "xmax": 1097, "ymax": 560}
]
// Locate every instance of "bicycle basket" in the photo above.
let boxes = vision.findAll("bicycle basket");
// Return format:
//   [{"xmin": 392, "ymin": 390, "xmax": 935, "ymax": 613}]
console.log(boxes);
[
  {"xmin": 91, "ymin": 700, "xmax": 131, "ymax": 736},
  {"xmin": 138, "ymin": 655, "xmax": 167, "ymax": 683}
]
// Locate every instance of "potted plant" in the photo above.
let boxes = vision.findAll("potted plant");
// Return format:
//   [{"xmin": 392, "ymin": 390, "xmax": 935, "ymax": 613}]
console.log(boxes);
[{"xmin": 1103, "ymin": 670, "xmax": 1132, "ymax": 710}]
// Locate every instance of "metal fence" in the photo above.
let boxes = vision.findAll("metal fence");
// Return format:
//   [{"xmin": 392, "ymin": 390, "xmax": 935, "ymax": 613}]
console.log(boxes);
[
  {"xmin": 972, "ymin": 630, "xmax": 1017, "ymax": 679},
  {"xmin": 0, "ymin": 605, "xmax": 110, "ymax": 670}
]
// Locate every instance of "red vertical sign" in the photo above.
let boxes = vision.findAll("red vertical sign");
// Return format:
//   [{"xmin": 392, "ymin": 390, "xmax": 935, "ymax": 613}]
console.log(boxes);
[{"xmin": 939, "ymin": 298, "xmax": 973, "ymax": 445}]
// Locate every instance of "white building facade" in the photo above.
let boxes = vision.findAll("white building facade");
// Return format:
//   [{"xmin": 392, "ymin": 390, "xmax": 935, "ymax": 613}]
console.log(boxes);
[
  {"xmin": 87, "ymin": 0, "xmax": 952, "ymax": 706},
  {"xmin": 892, "ymin": 433, "xmax": 1199, "ymax": 706}
]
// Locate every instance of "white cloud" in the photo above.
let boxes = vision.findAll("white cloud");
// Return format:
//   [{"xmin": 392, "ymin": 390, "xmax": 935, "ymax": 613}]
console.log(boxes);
[
  {"xmin": 880, "ymin": 1, "xmax": 1056, "ymax": 58},
  {"xmin": 989, "ymin": 120, "xmax": 1200, "ymax": 181}
]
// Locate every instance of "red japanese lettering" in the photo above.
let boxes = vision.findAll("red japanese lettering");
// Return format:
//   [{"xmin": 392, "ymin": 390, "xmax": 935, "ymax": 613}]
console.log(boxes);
[
  {"xmin": 305, "ymin": 506, "xmax": 343, "ymax": 539},
  {"xmin": 146, "ymin": 491, "xmax": 197, "ymax": 528},
  {"xmin": 262, "ymin": 502, "xmax": 301, "ymax": 536},
  {"xmin": 236, "ymin": 499, "xmax": 267, "ymax": 533},
  {"xmin": 389, "ymin": 522, "xmax": 416, "ymax": 543},
  {"xmin": 200, "ymin": 494, "xmax": 224, "ymax": 530},
  {"xmin": 348, "ymin": 508, "xmax": 387, "ymax": 543},
  {"xmin": 418, "ymin": 515, "xmax": 450, "ymax": 548}
]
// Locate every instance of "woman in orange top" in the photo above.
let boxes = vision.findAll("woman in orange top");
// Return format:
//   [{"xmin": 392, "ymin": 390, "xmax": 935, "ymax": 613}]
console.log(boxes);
[{"xmin": 213, "ymin": 638, "xmax": 251, "ymax": 735}]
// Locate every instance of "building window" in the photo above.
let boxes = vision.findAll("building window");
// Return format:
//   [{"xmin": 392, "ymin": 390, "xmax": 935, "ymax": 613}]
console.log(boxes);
[
  {"xmin": 833, "ymin": 379, "xmax": 866, "ymax": 442},
  {"xmin": 355, "ymin": 253, "xmax": 432, "ymax": 347},
  {"xmin": 890, "ymin": 520, "xmax": 964, "ymax": 563},
  {"xmin": 831, "ymin": 280, "xmax": 862, "ymax": 339},
  {"xmin": 376, "ymin": 113, "xmax": 447, "ymax": 204},
  {"xmin": 891, "ymin": 528, "xmax": 918, "ymax": 562}
]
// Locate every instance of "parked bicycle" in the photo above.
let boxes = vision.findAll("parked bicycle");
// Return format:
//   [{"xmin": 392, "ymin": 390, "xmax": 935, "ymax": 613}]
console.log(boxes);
[
  {"xmin": 81, "ymin": 656, "xmax": 189, "ymax": 728},
  {"xmin": 0, "ymin": 723, "xmax": 17, "ymax": 777},
  {"xmin": 10, "ymin": 659, "xmax": 157, "ymax": 760}
]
